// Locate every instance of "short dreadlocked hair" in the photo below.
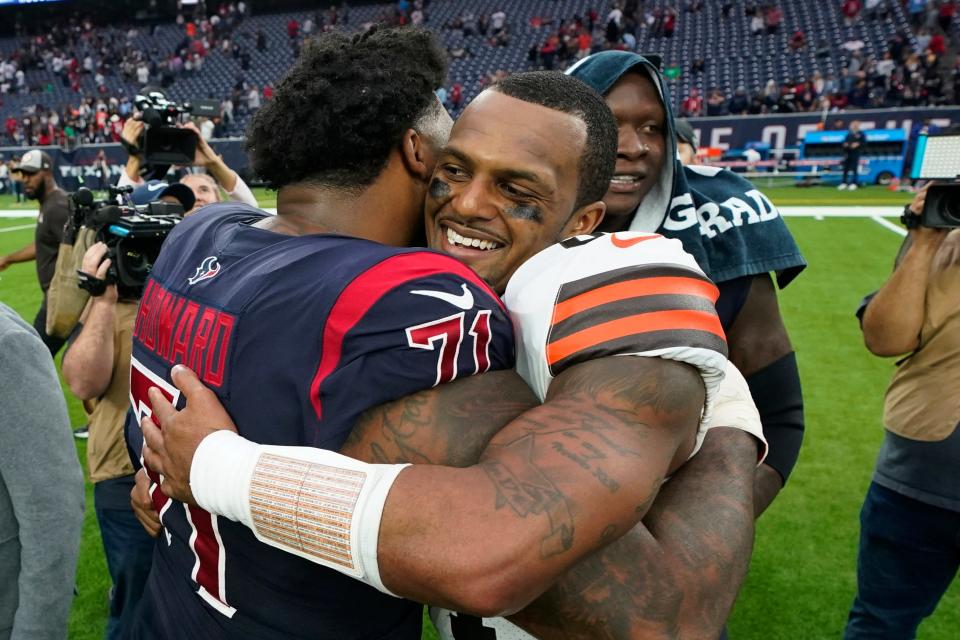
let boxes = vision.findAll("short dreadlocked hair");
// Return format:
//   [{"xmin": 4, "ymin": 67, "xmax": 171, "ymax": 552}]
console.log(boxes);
[
  {"xmin": 490, "ymin": 72, "xmax": 618, "ymax": 211},
  {"xmin": 245, "ymin": 26, "xmax": 448, "ymax": 190}
]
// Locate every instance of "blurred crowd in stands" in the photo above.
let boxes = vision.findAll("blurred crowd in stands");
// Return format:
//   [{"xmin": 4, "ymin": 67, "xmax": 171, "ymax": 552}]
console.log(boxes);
[
  {"xmin": 0, "ymin": 0, "xmax": 957, "ymax": 148},
  {"xmin": 433, "ymin": 0, "xmax": 959, "ymax": 117},
  {"xmin": 678, "ymin": 43, "xmax": 959, "ymax": 118},
  {"xmin": 673, "ymin": 1, "xmax": 960, "ymax": 116}
]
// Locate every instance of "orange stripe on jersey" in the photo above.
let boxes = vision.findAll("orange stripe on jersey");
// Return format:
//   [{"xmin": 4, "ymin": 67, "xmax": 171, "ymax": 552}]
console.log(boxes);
[
  {"xmin": 546, "ymin": 309, "xmax": 725, "ymax": 366},
  {"xmin": 553, "ymin": 276, "xmax": 720, "ymax": 324}
]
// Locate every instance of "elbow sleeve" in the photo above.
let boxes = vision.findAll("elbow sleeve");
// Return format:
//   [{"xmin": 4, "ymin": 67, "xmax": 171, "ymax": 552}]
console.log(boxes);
[{"xmin": 746, "ymin": 351, "xmax": 804, "ymax": 484}]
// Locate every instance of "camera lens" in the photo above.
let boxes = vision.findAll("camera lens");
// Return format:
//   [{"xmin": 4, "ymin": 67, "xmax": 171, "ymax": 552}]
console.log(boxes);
[
  {"xmin": 939, "ymin": 192, "xmax": 960, "ymax": 225},
  {"xmin": 121, "ymin": 248, "xmax": 150, "ymax": 282}
]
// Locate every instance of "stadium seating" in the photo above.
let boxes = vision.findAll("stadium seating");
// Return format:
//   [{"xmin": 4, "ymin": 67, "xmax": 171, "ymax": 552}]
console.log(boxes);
[{"xmin": 0, "ymin": 1, "xmax": 934, "ymax": 138}]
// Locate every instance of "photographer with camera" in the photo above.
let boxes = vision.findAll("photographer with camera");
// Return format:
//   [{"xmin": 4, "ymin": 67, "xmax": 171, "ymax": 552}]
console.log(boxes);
[
  {"xmin": 0, "ymin": 150, "xmax": 72, "ymax": 356},
  {"xmin": 119, "ymin": 116, "xmax": 256, "ymax": 212},
  {"xmin": 844, "ymin": 184, "xmax": 960, "ymax": 639},
  {"xmin": 61, "ymin": 240, "xmax": 155, "ymax": 640},
  {"xmin": 60, "ymin": 182, "xmax": 193, "ymax": 640}
]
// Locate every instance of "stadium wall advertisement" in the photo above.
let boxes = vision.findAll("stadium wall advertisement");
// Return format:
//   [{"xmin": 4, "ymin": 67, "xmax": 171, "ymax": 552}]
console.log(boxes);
[
  {"xmin": 688, "ymin": 107, "xmax": 960, "ymax": 151},
  {"xmin": 0, "ymin": 138, "xmax": 249, "ymax": 191}
]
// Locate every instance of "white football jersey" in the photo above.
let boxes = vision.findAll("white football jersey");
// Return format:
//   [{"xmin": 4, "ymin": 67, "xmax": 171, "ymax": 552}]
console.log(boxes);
[
  {"xmin": 431, "ymin": 231, "xmax": 730, "ymax": 640},
  {"xmin": 503, "ymin": 231, "xmax": 727, "ymax": 409}
]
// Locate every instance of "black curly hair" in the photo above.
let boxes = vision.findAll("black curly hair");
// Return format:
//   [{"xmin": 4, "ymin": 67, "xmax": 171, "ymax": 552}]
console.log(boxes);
[
  {"xmin": 490, "ymin": 72, "xmax": 618, "ymax": 211},
  {"xmin": 245, "ymin": 26, "xmax": 448, "ymax": 191}
]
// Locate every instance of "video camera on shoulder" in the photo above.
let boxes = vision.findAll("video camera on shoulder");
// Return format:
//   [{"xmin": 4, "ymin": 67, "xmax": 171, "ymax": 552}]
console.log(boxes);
[
  {"xmin": 68, "ymin": 185, "xmax": 184, "ymax": 298},
  {"xmin": 134, "ymin": 91, "xmax": 199, "ymax": 166},
  {"xmin": 903, "ymin": 130, "xmax": 960, "ymax": 229}
]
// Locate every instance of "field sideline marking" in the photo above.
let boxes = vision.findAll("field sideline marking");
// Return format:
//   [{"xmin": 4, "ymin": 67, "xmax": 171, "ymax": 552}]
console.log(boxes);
[
  {"xmin": 776, "ymin": 206, "xmax": 902, "ymax": 217},
  {"xmin": 870, "ymin": 216, "xmax": 908, "ymax": 237},
  {"xmin": 0, "ymin": 223, "xmax": 35, "ymax": 233}
]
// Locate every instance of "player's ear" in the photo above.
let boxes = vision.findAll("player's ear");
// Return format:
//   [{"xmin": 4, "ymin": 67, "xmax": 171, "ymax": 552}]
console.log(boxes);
[
  {"xmin": 562, "ymin": 201, "xmax": 606, "ymax": 238},
  {"xmin": 400, "ymin": 128, "xmax": 433, "ymax": 182}
]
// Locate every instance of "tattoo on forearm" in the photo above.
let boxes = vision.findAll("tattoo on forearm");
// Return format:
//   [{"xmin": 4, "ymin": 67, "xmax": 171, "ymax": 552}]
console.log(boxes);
[
  {"xmin": 366, "ymin": 394, "xmax": 434, "ymax": 464},
  {"xmin": 473, "ymin": 357, "xmax": 704, "ymax": 562},
  {"xmin": 342, "ymin": 370, "xmax": 538, "ymax": 467},
  {"xmin": 509, "ymin": 429, "xmax": 756, "ymax": 639},
  {"xmin": 480, "ymin": 434, "xmax": 575, "ymax": 557}
]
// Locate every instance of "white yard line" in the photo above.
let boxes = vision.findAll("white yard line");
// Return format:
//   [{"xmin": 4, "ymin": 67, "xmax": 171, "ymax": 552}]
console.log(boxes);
[
  {"xmin": 777, "ymin": 206, "xmax": 902, "ymax": 217},
  {"xmin": 0, "ymin": 223, "xmax": 35, "ymax": 233},
  {"xmin": 870, "ymin": 216, "xmax": 908, "ymax": 237}
]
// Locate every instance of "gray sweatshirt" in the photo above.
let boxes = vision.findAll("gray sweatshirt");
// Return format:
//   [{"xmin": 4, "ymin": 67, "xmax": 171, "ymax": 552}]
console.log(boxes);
[{"xmin": 0, "ymin": 302, "xmax": 84, "ymax": 640}]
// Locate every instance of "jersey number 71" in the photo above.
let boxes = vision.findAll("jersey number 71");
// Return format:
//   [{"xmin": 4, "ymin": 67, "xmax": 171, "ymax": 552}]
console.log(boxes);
[
  {"xmin": 406, "ymin": 310, "xmax": 492, "ymax": 386},
  {"xmin": 130, "ymin": 357, "xmax": 238, "ymax": 618}
]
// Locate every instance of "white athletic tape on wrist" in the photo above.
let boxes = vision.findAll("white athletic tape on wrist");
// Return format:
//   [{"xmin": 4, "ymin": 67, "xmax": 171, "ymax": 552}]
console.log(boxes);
[
  {"xmin": 706, "ymin": 362, "xmax": 769, "ymax": 464},
  {"xmin": 190, "ymin": 430, "xmax": 407, "ymax": 595}
]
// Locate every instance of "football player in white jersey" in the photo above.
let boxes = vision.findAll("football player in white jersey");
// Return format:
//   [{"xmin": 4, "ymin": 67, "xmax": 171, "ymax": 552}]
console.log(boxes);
[{"xmin": 140, "ymin": 71, "xmax": 764, "ymax": 639}]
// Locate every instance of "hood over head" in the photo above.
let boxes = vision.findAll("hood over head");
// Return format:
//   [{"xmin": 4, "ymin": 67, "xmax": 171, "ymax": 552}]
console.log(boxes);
[
  {"xmin": 567, "ymin": 51, "xmax": 806, "ymax": 289},
  {"xmin": 567, "ymin": 50, "xmax": 676, "ymax": 232}
]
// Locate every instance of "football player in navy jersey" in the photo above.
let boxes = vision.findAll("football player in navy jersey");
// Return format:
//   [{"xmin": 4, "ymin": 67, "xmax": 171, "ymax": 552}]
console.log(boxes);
[
  {"xmin": 134, "ymin": 44, "xmax": 762, "ymax": 640},
  {"xmin": 124, "ymin": 27, "xmax": 538, "ymax": 639}
]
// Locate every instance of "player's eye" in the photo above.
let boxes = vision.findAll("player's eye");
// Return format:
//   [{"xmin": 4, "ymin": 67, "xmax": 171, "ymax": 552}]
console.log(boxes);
[
  {"xmin": 442, "ymin": 165, "xmax": 468, "ymax": 180},
  {"xmin": 501, "ymin": 182, "xmax": 534, "ymax": 200}
]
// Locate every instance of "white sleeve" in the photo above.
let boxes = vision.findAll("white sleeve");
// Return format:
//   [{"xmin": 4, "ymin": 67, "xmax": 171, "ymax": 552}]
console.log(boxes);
[
  {"xmin": 117, "ymin": 169, "xmax": 143, "ymax": 189},
  {"xmin": 693, "ymin": 360, "xmax": 768, "ymax": 463},
  {"xmin": 226, "ymin": 174, "xmax": 259, "ymax": 209},
  {"xmin": 191, "ymin": 430, "xmax": 407, "ymax": 595},
  {"xmin": 505, "ymin": 232, "xmax": 729, "ymax": 410}
]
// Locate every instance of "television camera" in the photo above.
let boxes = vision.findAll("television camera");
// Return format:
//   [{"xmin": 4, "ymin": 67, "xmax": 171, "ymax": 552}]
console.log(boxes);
[
  {"xmin": 68, "ymin": 185, "xmax": 183, "ymax": 298},
  {"xmin": 903, "ymin": 130, "xmax": 960, "ymax": 229},
  {"xmin": 133, "ymin": 91, "xmax": 219, "ymax": 166}
]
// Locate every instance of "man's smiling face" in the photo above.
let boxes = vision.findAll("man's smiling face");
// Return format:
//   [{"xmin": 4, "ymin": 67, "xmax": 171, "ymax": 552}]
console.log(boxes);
[
  {"xmin": 424, "ymin": 90, "xmax": 594, "ymax": 294},
  {"xmin": 601, "ymin": 72, "xmax": 667, "ymax": 226}
]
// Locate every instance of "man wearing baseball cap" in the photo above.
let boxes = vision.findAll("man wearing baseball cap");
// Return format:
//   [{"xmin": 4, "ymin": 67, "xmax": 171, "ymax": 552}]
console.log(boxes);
[
  {"xmin": 129, "ymin": 179, "xmax": 196, "ymax": 213},
  {"xmin": 0, "ymin": 150, "xmax": 73, "ymax": 355}
]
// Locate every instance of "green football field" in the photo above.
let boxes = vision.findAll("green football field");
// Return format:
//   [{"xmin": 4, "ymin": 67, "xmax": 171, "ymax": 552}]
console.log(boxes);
[{"xmin": 1, "ymin": 185, "xmax": 957, "ymax": 639}]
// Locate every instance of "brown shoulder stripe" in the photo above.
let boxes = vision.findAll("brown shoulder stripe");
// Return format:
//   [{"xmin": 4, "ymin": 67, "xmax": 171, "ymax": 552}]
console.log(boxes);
[{"xmin": 556, "ymin": 264, "xmax": 715, "ymax": 306}]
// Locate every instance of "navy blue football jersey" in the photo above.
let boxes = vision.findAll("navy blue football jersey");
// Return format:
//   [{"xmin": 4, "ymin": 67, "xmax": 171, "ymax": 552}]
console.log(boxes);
[{"xmin": 124, "ymin": 203, "xmax": 515, "ymax": 639}]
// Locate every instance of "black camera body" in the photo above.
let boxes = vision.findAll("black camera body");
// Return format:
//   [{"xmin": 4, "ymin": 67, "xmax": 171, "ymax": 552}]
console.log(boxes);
[
  {"xmin": 134, "ymin": 91, "xmax": 198, "ymax": 166},
  {"xmin": 919, "ymin": 184, "xmax": 960, "ymax": 228},
  {"xmin": 905, "ymin": 128, "xmax": 960, "ymax": 229},
  {"xmin": 900, "ymin": 184, "xmax": 960, "ymax": 230},
  {"xmin": 69, "ymin": 186, "xmax": 183, "ymax": 298}
]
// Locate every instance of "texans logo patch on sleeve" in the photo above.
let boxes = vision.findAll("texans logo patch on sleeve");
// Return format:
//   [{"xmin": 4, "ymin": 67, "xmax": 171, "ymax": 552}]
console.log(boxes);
[{"xmin": 188, "ymin": 256, "xmax": 221, "ymax": 285}]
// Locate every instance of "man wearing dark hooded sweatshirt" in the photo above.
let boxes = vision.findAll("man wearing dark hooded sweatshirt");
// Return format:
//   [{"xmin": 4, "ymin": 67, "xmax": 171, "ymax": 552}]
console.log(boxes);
[{"xmin": 568, "ymin": 51, "xmax": 806, "ymax": 517}]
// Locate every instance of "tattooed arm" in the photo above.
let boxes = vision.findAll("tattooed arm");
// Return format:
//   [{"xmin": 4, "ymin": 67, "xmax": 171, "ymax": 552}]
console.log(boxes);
[
  {"xmin": 367, "ymin": 355, "xmax": 703, "ymax": 616},
  {"xmin": 146, "ymin": 356, "xmax": 701, "ymax": 618},
  {"xmin": 506, "ymin": 426, "xmax": 757, "ymax": 640},
  {"xmin": 342, "ymin": 369, "xmax": 539, "ymax": 468},
  {"xmin": 343, "ymin": 357, "xmax": 756, "ymax": 638}
]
